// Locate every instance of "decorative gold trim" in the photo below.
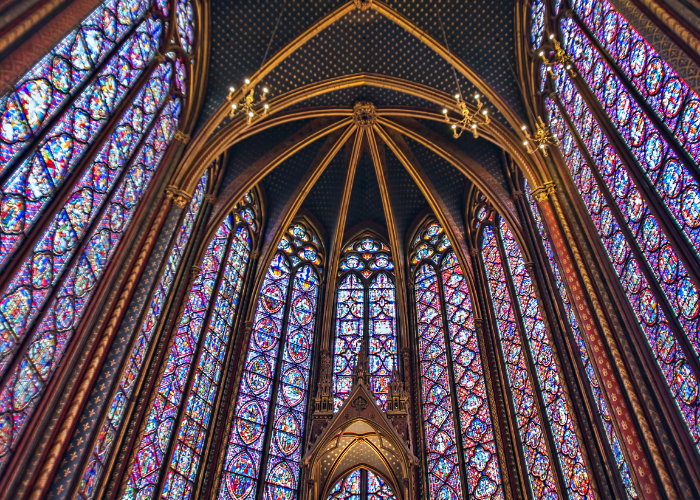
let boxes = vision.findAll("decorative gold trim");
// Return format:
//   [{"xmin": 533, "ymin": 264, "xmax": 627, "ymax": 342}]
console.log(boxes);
[{"xmin": 352, "ymin": 101, "xmax": 377, "ymax": 127}]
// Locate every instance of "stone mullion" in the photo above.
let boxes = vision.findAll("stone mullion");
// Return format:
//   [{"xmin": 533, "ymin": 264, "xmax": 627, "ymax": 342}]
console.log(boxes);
[
  {"xmin": 102, "ymin": 195, "xmax": 215, "ymax": 500},
  {"xmin": 552, "ymin": 28, "xmax": 700, "ymax": 300},
  {"xmin": 254, "ymin": 261, "xmax": 297, "ymax": 500},
  {"xmin": 297, "ymin": 276, "xmax": 326, "ymax": 498},
  {"xmin": 561, "ymin": 14, "xmax": 700, "ymax": 291},
  {"xmin": 469, "ymin": 242, "xmax": 530, "ymax": 500},
  {"xmin": 552, "ymin": 90, "xmax": 700, "ymax": 377},
  {"xmin": 494, "ymin": 218, "xmax": 570, "ymax": 500},
  {"xmin": 552, "ymin": 90, "xmax": 700, "ymax": 486},
  {"xmin": 536, "ymin": 171, "xmax": 678, "ymax": 498}
]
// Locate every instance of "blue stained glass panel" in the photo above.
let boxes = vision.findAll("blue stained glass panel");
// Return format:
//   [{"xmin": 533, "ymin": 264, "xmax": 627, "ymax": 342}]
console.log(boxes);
[
  {"xmin": 547, "ymin": 95, "xmax": 700, "ymax": 447},
  {"xmin": 219, "ymin": 253, "xmax": 291, "ymax": 500},
  {"xmin": 332, "ymin": 274, "xmax": 364, "ymax": 410},
  {"xmin": 441, "ymin": 253, "xmax": 503, "ymax": 500},
  {"xmin": 415, "ymin": 263, "xmax": 463, "ymax": 500},
  {"xmin": 263, "ymin": 265, "xmax": 319, "ymax": 500},
  {"xmin": 498, "ymin": 219, "xmax": 593, "ymax": 500},
  {"xmin": 162, "ymin": 226, "xmax": 252, "ymax": 500},
  {"xmin": 0, "ymin": 0, "xmax": 155, "ymax": 175},
  {"xmin": 368, "ymin": 273, "xmax": 397, "ymax": 410},
  {"xmin": 0, "ymin": 17, "xmax": 163, "ymax": 269}
]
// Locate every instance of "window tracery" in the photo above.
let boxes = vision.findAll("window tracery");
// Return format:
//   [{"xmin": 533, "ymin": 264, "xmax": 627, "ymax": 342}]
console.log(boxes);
[
  {"xmin": 480, "ymin": 214, "xmax": 593, "ymax": 500},
  {"xmin": 411, "ymin": 219, "xmax": 502, "ymax": 500},
  {"xmin": 332, "ymin": 235, "xmax": 397, "ymax": 411},
  {"xmin": 219, "ymin": 220, "xmax": 323, "ymax": 500},
  {"xmin": 326, "ymin": 468, "xmax": 397, "ymax": 500},
  {"xmin": 125, "ymin": 192, "xmax": 258, "ymax": 500}
]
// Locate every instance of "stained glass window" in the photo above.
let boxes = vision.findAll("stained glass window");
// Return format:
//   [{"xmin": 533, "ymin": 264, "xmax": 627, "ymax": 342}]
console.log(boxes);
[
  {"xmin": 125, "ymin": 192, "xmax": 257, "ymax": 500},
  {"xmin": 545, "ymin": 94, "xmax": 700, "ymax": 447},
  {"xmin": 495, "ymin": 218, "xmax": 593, "ymax": 500},
  {"xmin": 0, "ymin": 95, "xmax": 181, "ymax": 470},
  {"xmin": 332, "ymin": 236, "xmax": 397, "ymax": 411},
  {"xmin": 559, "ymin": 18, "xmax": 700, "ymax": 261},
  {"xmin": 523, "ymin": 180, "xmax": 638, "ymax": 498},
  {"xmin": 326, "ymin": 468, "xmax": 397, "ymax": 500},
  {"xmin": 533, "ymin": 0, "xmax": 700, "ymax": 453},
  {"xmin": 531, "ymin": 0, "xmax": 545, "ymax": 49},
  {"xmin": 77, "ymin": 173, "xmax": 208, "ymax": 500},
  {"xmin": 0, "ymin": 0, "xmax": 160, "ymax": 176},
  {"xmin": 219, "ymin": 221, "xmax": 322, "ymax": 500},
  {"xmin": 0, "ymin": 0, "xmax": 197, "ymax": 472},
  {"xmin": 480, "ymin": 224, "xmax": 558, "ymax": 499},
  {"xmin": 0, "ymin": 17, "xmax": 164, "ymax": 268},
  {"xmin": 411, "ymin": 220, "xmax": 503, "ymax": 500},
  {"xmin": 571, "ymin": 0, "xmax": 700, "ymax": 168}
]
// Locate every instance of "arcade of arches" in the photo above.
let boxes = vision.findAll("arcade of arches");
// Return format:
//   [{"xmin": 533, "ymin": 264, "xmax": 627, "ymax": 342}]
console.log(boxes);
[{"xmin": 2, "ymin": 0, "xmax": 700, "ymax": 498}]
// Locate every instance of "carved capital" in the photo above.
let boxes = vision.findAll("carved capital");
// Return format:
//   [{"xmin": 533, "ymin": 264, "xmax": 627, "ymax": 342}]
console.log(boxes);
[
  {"xmin": 510, "ymin": 190, "xmax": 524, "ymax": 201},
  {"xmin": 250, "ymin": 250, "xmax": 260, "ymax": 259},
  {"xmin": 353, "ymin": 101, "xmax": 377, "ymax": 128},
  {"xmin": 174, "ymin": 130, "xmax": 191, "ymax": 144},
  {"xmin": 531, "ymin": 182, "xmax": 556, "ymax": 203},
  {"xmin": 353, "ymin": 0, "xmax": 373, "ymax": 10},
  {"xmin": 469, "ymin": 247, "xmax": 479, "ymax": 257},
  {"xmin": 204, "ymin": 193, "xmax": 216, "ymax": 204},
  {"xmin": 165, "ymin": 186, "xmax": 192, "ymax": 207},
  {"xmin": 190, "ymin": 265, "xmax": 202, "ymax": 277},
  {"xmin": 155, "ymin": 52, "xmax": 166, "ymax": 63}
]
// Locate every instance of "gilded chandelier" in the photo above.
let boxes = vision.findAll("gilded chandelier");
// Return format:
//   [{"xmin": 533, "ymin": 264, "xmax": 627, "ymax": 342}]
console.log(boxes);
[
  {"xmin": 540, "ymin": 34, "xmax": 576, "ymax": 78},
  {"xmin": 521, "ymin": 116, "xmax": 554, "ymax": 157},
  {"xmin": 228, "ymin": 79, "xmax": 270, "ymax": 123},
  {"xmin": 442, "ymin": 92, "xmax": 490, "ymax": 139}
]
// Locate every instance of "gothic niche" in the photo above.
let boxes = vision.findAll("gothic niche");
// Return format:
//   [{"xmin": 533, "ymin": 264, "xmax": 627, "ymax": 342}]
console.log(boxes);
[{"xmin": 301, "ymin": 344, "xmax": 418, "ymax": 500}]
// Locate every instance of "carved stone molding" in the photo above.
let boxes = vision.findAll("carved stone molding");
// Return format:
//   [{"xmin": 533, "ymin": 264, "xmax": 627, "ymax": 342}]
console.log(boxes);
[{"xmin": 165, "ymin": 186, "xmax": 192, "ymax": 207}]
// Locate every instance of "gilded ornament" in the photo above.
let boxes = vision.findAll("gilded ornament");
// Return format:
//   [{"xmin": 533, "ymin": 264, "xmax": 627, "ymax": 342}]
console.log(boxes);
[
  {"xmin": 174, "ymin": 130, "xmax": 191, "ymax": 144},
  {"xmin": 353, "ymin": 101, "xmax": 377, "ymax": 127},
  {"xmin": 165, "ymin": 186, "xmax": 192, "ymax": 207},
  {"xmin": 353, "ymin": 0, "xmax": 373, "ymax": 11}
]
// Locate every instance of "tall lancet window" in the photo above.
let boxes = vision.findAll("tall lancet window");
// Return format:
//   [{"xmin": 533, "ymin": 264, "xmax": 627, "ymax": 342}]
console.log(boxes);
[
  {"xmin": 410, "ymin": 219, "xmax": 503, "ymax": 500},
  {"xmin": 536, "ymin": 0, "xmax": 700, "ymax": 450},
  {"xmin": 479, "ymin": 211, "xmax": 593, "ymax": 500},
  {"xmin": 124, "ymin": 193, "xmax": 258, "ymax": 500},
  {"xmin": 0, "ymin": 0, "xmax": 195, "ymax": 470},
  {"xmin": 332, "ymin": 235, "xmax": 397, "ymax": 411},
  {"xmin": 77, "ymin": 173, "xmax": 210, "ymax": 500},
  {"xmin": 219, "ymin": 220, "xmax": 323, "ymax": 500}
]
